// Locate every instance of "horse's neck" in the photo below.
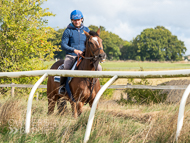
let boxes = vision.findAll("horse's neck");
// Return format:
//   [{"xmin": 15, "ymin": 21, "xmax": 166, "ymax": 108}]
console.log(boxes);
[{"xmin": 78, "ymin": 47, "xmax": 95, "ymax": 71}]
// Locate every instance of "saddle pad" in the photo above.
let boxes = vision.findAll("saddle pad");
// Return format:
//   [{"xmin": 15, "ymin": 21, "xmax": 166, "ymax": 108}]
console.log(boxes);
[
  {"xmin": 54, "ymin": 76, "xmax": 61, "ymax": 82},
  {"xmin": 54, "ymin": 64, "xmax": 64, "ymax": 83}
]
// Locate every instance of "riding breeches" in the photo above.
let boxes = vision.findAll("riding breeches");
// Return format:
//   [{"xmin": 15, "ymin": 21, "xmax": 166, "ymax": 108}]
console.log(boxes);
[{"xmin": 64, "ymin": 55, "xmax": 102, "ymax": 71}]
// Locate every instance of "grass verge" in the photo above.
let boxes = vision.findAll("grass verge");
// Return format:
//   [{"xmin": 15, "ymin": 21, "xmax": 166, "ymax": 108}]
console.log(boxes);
[{"xmin": 0, "ymin": 97, "xmax": 190, "ymax": 142}]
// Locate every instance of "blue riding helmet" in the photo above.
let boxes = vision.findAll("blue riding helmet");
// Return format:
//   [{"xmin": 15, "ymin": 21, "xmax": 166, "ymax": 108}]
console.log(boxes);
[{"xmin": 70, "ymin": 10, "xmax": 83, "ymax": 20}]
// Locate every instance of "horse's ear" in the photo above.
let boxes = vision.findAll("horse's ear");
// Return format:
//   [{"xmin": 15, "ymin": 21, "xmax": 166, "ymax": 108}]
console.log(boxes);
[
  {"xmin": 96, "ymin": 28, "xmax": 100, "ymax": 36},
  {"xmin": 83, "ymin": 30, "xmax": 90, "ymax": 38}
]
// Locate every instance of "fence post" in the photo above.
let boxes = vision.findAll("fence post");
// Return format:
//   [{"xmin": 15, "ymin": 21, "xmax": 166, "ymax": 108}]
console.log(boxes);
[
  {"xmin": 25, "ymin": 73, "xmax": 48, "ymax": 134},
  {"xmin": 176, "ymin": 84, "xmax": 190, "ymax": 141},
  {"xmin": 11, "ymin": 83, "xmax": 15, "ymax": 97},
  {"xmin": 84, "ymin": 75, "xmax": 118, "ymax": 143}
]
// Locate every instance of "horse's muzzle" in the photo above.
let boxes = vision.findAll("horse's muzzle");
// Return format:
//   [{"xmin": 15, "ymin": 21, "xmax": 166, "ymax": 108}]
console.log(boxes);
[{"xmin": 99, "ymin": 53, "xmax": 106, "ymax": 63}]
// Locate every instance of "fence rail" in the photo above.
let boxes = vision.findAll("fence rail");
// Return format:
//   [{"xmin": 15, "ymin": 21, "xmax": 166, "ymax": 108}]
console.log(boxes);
[
  {"xmin": 0, "ymin": 83, "xmax": 188, "ymax": 89},
  {"xmin": 1, "ymin": 69, "xmax": 190, "ymax": 78},
  {"xmin": 0, "ymin": 84, "xmax": 47, "ymax": 88},
  {"xmin": 1, "ymin": 83, "xmax": 188, "ymax": 100}
]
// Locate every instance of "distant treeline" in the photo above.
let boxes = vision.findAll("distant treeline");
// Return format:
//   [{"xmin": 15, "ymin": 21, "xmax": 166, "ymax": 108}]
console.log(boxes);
[{"xmin": 52, "ymin": 25, "xmax": 186, "ymax": 61}]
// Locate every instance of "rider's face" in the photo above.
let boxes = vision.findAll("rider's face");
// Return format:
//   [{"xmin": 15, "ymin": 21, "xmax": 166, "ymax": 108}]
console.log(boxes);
[{"xmin": 72, "ymin": 19, "xmax": 83, "ymax": 28}]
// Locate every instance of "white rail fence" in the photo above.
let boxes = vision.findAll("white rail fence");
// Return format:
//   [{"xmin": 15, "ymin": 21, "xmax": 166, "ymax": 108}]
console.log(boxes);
[
  {"xmin": 0, "ymin": 83, "xmax": 188, "ymax": 98},
  {"xmin": 1, "ymin": 69, "xmax": 190, "ymax": 142},
  {"xmin": 0, "ymin": 83, "xmax": 188, "ymax": 89}
]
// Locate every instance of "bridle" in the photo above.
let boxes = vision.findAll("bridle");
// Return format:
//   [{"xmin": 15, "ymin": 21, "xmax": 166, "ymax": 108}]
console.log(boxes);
[
  {"xmin": 77, "ymin": 35, "xmax": 105, "ymax": 71},
  {"xmin": 76, "ymin": 35, "xmax": 105, "ymax": 68}
]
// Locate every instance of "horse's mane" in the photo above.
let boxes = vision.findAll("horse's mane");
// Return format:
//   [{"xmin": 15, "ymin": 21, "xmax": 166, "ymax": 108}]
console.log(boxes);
[
  {"xmin": 85, "ymin": 31, "xmax": 99, "ymax": 47},
  {"xmin": 89, "ymin": 31, "xmax": 99, "ymax": 37}
]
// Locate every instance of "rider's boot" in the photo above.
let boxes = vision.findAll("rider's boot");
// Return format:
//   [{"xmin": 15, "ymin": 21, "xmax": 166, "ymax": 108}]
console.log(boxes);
[{"xmin": 59, "ymin": 77, "xmax": 67, "ymax": 94}]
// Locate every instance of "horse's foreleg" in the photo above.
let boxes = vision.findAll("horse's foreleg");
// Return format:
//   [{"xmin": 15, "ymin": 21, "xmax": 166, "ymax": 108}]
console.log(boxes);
[
  {"xmin": 47, "ymin": 77, "xmax": 57, "ymax": 115},
  {"xmin": 89, "ymin": 100, "xmax": 98, "ymax": 109},
  {"xmin": 70, "ymin": 101, "xmax": 78, "ymax": 118},
  {"xmin": 77, "ymin": 102, "xmax": 84, "ymax": 116}
]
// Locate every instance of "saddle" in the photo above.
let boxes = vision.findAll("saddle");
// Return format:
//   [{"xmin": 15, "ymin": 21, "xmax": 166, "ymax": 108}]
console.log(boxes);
[{"xmin": 54, "ymin": 57, "xmax": 80, "ymax": 83}]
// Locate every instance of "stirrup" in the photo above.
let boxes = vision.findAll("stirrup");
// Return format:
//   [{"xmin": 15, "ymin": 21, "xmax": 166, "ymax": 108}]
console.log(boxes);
[{"xmin": 58, "ymin": 86, "xmax": 66, "ymax": 94}]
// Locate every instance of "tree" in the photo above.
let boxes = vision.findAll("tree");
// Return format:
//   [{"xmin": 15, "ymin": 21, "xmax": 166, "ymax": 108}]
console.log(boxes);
[
  {"xmin": 132, "ymin": 26, "xmax": 186, "ymax": 61},
  {"xmin": 88, "ymin": 25, "xmax": 106, "ymax": 32},
  {"xmin": 0, "ymin": 0, "xmax": 57, "ymax": 84},
  {"xmin": 100, "ymin": 31, "xmax": 123, "ymax": 60},
  {"xmin": 120, "ymin": 41, "xmax": 135, "ymax": 60},
  {"xmin": 88, "ymin": 25, "xmax": 123, "ymax": 60},
  {"xmin": 49, "ymin": 28, "xmax": 66, "ymax": 59}
]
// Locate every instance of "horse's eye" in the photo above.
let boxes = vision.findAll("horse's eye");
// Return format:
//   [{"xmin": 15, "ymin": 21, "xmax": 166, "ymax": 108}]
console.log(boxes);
[{"xmin": 88, "ymin": 41, "xmax": 93, "ymax": 44}]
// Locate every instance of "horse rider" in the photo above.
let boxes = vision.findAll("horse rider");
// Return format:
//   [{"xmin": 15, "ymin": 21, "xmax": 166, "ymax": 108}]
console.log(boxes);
[{"xmin": 59, "ymin": 10, "xmax": 102, "ymax": 94}]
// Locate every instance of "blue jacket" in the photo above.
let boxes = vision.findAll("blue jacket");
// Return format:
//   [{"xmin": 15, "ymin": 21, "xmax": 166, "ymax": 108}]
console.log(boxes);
[{"xmin": 61, "ymin": 23, "xmax": 90, "ymax": 56}]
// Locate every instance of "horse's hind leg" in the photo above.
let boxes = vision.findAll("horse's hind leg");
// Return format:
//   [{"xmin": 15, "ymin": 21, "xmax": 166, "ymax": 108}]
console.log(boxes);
[
  {"xmin": 47, "ymin": 91, "xmax": 59, "ymax": 115},
  {"xmin": 48, "ymin": 96, "xmax": 57, "ymax": 115},
  {"xmin": 47, "ymin": 76, "xmax": 56, "ymax": 115},
  {"xmin": 57, "ymin": 97, "xmax": 67, "ymax": 115}
]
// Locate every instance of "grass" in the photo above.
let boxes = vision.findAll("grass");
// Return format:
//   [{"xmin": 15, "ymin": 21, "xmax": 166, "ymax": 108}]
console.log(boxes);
[
  {"xmin": 100, "ymin": 61, "xmax": 190, "ymax": 71},
  {"xmin": 44, "ymin": 60, "xmax": 190, "ymax": 71},
  {"xmin": 0, "ymin": 97, "xmax": 190, "ymax": 142}
]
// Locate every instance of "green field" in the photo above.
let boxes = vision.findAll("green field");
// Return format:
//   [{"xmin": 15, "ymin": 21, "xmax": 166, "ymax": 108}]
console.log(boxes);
[
  {"xmin": 100, "ymin": 61, "xmax": 190, "ymax": 71},
  {"xmin": 44, "ymin": 60, "xmax": 190, "ymax": 71}
]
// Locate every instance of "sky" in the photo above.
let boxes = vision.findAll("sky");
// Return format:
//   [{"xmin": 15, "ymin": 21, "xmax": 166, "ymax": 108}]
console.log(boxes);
[{"xmin": 42, "ymin": 0, "xmax": 190, "ymax": 55}]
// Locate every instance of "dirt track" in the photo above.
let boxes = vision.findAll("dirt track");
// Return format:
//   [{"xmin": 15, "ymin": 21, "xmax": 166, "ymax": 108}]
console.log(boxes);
[{"xmin": 161, "ymin": 80, "xmax": 190, "ymax": 104}]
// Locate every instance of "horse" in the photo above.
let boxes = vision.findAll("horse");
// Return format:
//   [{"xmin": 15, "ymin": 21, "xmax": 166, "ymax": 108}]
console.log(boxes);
[{"xmin": 47, "ymin": 29, "xmax": 106, "ymax": 118}]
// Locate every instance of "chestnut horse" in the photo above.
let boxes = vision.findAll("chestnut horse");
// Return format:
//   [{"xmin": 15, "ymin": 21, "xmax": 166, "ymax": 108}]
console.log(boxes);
[{"xmin": 47, "ymin": 29, "xmax": 106, "ymax": 118}]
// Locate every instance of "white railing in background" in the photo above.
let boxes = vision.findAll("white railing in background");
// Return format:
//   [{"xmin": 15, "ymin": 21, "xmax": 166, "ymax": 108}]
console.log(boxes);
[
  {"xmin": 1, "ymin": 69, "xmax": 190, "ymax": 142},
  {"xmin": 0, "ymin": 84, "xmax": 188, "ymax": 89}
]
